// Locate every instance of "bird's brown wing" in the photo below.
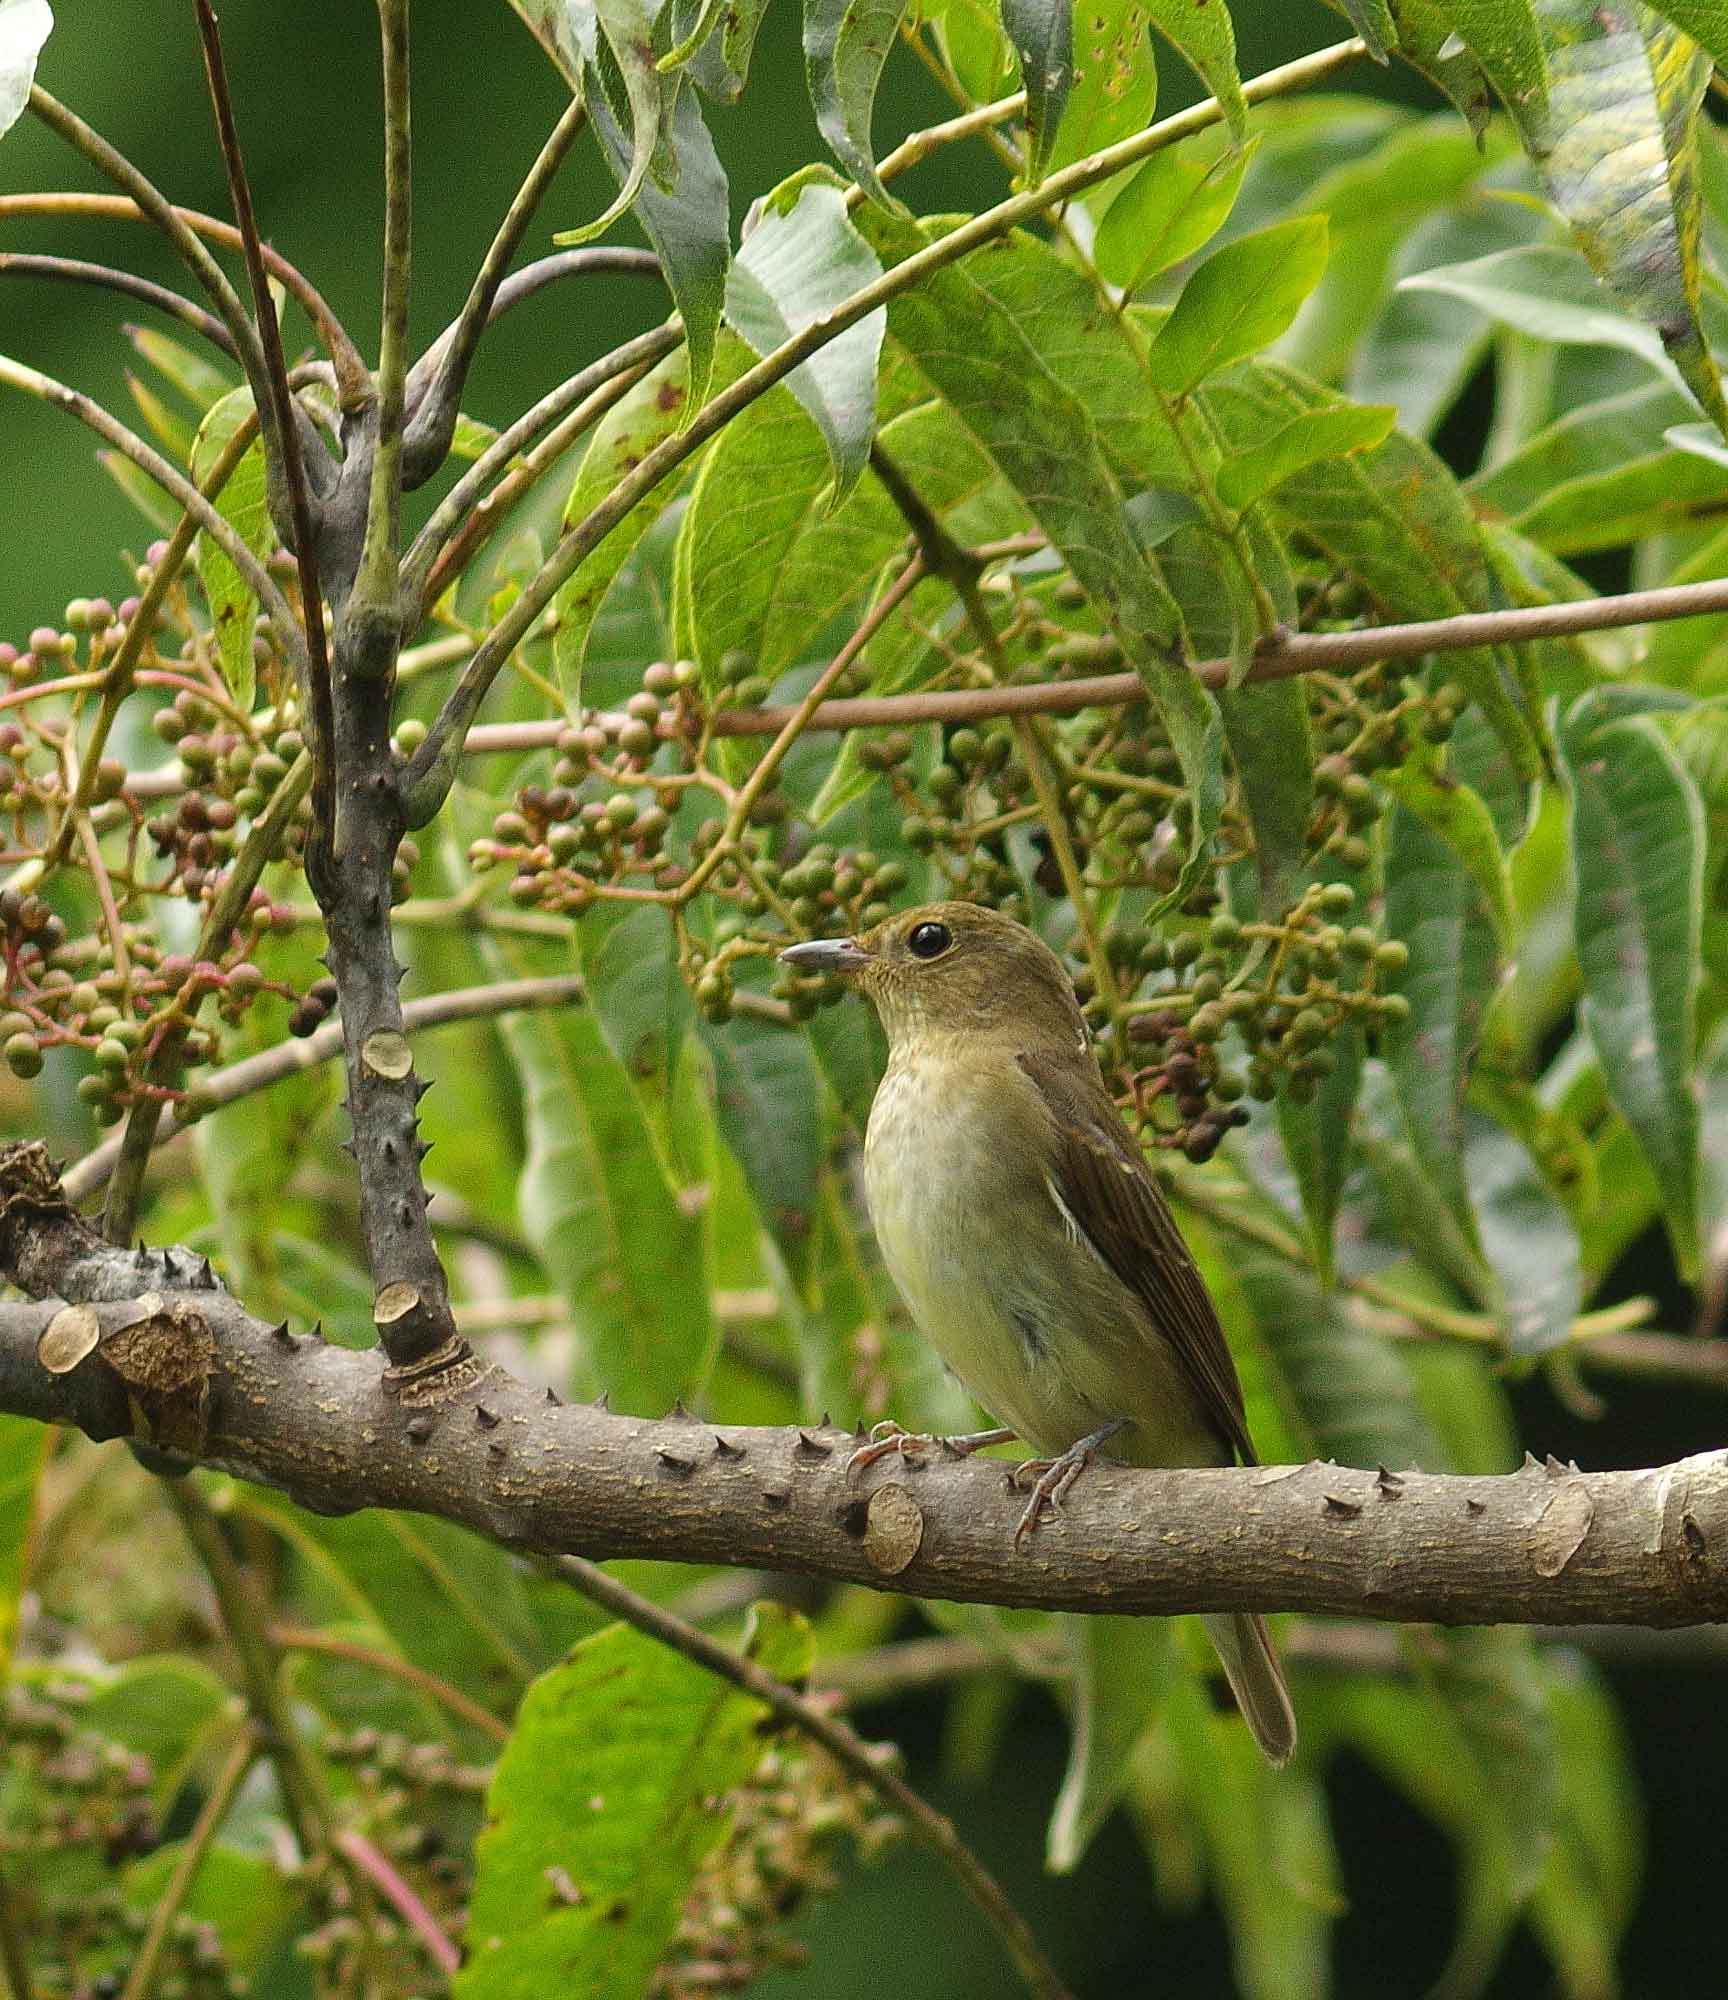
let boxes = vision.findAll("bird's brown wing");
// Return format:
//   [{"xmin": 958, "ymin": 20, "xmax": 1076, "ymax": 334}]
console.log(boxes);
[{"xmin": 1017, "ymin": 1048, "xmax": 1255, "ymax": 1465}]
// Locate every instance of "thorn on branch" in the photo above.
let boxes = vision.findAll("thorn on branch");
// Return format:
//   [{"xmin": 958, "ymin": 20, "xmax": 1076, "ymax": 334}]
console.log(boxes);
[{"xmin": 1323, "ymin": 1493, "xmax": 1362, "ymax": 1519}]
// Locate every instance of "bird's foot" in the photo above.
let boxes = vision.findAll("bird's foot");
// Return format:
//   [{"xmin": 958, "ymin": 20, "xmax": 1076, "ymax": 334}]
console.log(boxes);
[
  {"xmin": 1008, "ymin": 1418, "xmax": 1130, "ymax": 1546},
  {"xmin": 848, "ymin": 1420, "xmax": 1018, "ymax": 1480}
]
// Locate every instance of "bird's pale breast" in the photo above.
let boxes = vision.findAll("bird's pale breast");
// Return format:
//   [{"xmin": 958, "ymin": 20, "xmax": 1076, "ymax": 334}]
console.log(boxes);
[{"xmin": 863, "ymin": 1042, "xmax": 1217, "ymax": 1466}]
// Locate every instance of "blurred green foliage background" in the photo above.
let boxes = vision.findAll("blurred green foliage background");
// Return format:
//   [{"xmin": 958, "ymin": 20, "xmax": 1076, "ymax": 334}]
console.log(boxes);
[{"xmin": 2, "ymin": 6, "xmax": 1724, "ymax": 1997}]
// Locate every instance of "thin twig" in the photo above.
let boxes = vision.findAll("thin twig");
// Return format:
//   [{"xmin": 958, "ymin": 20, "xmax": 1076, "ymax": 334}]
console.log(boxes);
[
  {"xmin": 41, "ymin": 410, "xmax": 259, "ymax": 874},
  {"xmin": 355, "ymin": 0, "xmax": 413, "ymax": 620},
  {"xmin": 402, "ymin": 98, "xmax": 593, "ymax": 480},
  {"xmin": 0, "ymin": 253, "xmax": 238, "ymax": 355},
  {"xmin": 400, "ymin": 36, "xmax": 1371, "ymax": 822},
  {"xmin": 0, "ymin": 191, "xmax": 365, "ymax": 394},
  {"xmin": 26, "ymin": 87, "xmax": 273, "ymax": 404},
  {"xmin": 192, "ymin": 0, "xmax": 335, "ymax": 881},
  {"xmin": 674, "ymin": 558, "xmax": 928, "ymax": 905},
  {"xmin": 0, "ymin": 355, "xmax": 305, "ymax": 671},
  {"xmin": 269, "ymin": 1625, "xmax": 511, "ymax": 1744},
  {"xmin": 551, "ymin": 1554, "xmax": 1075, "ymax": 2000},
  {"xmin": 333, "ymin": 1830, "xmax": 461, "ymax": 1977},
  {"xmin": 119, "ymin": 1728, "xmax": 258, "ymax": 2000},
  {"xmin": 161, "ymin": 1481, "xmax": 328, "ymax": 1855}
]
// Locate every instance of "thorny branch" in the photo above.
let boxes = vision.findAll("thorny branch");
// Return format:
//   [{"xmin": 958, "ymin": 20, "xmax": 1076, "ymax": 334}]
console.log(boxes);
[{"xmin": 1, "ymin": 1145, "xmax": 1724, "ymax": 1630}]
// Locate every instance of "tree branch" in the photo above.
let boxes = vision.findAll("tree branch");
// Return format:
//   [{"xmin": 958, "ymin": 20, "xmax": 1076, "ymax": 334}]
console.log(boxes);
[{"xmin": 2, "ymin": 1145, "xmax": 1723, "ymax": 1627}]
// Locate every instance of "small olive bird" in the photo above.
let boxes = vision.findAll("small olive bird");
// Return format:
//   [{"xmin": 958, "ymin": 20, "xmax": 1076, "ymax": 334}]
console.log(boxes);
[{"xmin": 781, "ymin": 900, "xmax": 1296, "ymax": 1766}]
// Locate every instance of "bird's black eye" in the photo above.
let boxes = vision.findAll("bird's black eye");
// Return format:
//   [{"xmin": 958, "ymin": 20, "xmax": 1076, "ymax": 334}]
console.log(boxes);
[{"xmin": 907, "ymin": 921, "xmax": 952, "ymax": 960}]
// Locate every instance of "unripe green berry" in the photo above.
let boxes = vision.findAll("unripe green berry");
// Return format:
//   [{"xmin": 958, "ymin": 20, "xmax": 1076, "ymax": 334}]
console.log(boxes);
[{"xmin": 5, "ymin": 1032, "xmax": 41, "ymax": 1078}]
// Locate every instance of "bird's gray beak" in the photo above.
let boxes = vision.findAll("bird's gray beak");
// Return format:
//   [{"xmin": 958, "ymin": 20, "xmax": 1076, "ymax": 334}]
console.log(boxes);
[{"xmin": 779, "ymin": 936, "xmax": 872, "ymax": 974}]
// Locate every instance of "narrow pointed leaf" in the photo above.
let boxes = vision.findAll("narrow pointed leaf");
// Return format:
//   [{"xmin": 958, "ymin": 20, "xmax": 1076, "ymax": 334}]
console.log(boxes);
[
  {"xmin": 586, "ymin": 70, "xmax": 730, "ymax": 407},
  {"xmin": 661, "ymin": 0, "xmax": 769, "ymax": 98},
  {"xmin": 1275, "ymin": 1006, "xmax": 1364, "ymax": 1288},
  {"xmin": 1381, "ymin": 801, "xmax": 1497, "ymax": 1249},
  {"xmin": 1560, "ymin": 693, "xmax": 1705, "ymax": 1275},
  {"xmin": 1094, "ymin": 141, "xmax": 1256, "ymax": 296},
  {"xmin": 1218, "ymin": 677, "xmax": 1314, "ymax": 922},
  {"xmin": 1520, "ymin": 3, "xmax": 1727, "ymax": 436},
  {"xmin": 1214, "ymin": 400, "xmax": 1394, "ymax": 512},
  {"xmin": 1336, "ymin": 0, "xmax": 1397, "ymax": 61},
  {"xmin": 1048, "ymin": 1614, "xmax": 1176, "ymax": 1873},
  {"xmin": 804, "ymin": 0, "xmax": 911, "ymax": 206},
  {"xmin": 1003, "ymin": 0, "xmax": 1072, "ymax": 179},
  {"xmin": 190, "ymin": 386, "xmax": 272, "ymax": 711},
  {"xmin": 1148, "ymin": 218, "xmax": 1330, "ymax": 396},
  {"xmin": 725, "ymin": 175, "xmax": 885, "ymax": 504}
]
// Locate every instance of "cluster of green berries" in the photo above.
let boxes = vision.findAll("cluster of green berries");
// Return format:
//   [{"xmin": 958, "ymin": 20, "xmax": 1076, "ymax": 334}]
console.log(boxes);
[
  {"xmin": 1109, "ymin": 883, "xmax": 1410, "ymax": 1159},
  {"xmin": 149, "ymin": 681, "xmax": 309, "ymax": 885}
]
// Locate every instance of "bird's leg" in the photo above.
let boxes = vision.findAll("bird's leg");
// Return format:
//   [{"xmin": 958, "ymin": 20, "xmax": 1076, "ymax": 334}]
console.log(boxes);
[
  {"xmin": 1008, "ymin": 1418, "xmax": 1131, "ymax": 1545},
  {"xmin": 848, "ymin": 1420, "xmax": 1019, "ymax": 1479}
]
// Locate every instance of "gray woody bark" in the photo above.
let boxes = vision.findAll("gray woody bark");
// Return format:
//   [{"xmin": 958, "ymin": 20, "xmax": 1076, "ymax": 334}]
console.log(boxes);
[{"xmin": 2, "ymin": 1144, "xmax": 1723, "ymax": 1630}]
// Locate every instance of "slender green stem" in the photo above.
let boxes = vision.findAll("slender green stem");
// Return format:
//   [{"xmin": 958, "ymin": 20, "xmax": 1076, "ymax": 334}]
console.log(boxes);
[
  {"xmin": 354, "ymin": 0, "xmax": 414, "ymax": 635},
  {"xmin": 103, "ymin": 752, "xmax": 314, "ymax": 1242},
  {"xmin": 404, "ymin": 95, "xmax": 589, "ymax": 476},
  {"xmin": 0, "ymin": 253, "xmax": 237, "ymax": 354},
  {"xmin": 402, "ymin": 35, "xmax": 1368, "ymax": 820},
  {"xmin": 0, "ymin": 191, "xmax": 365, "ymax": 392},
  {"xmin": 27, "ymin": 85, "xmax": 271, "ymax": 400},
  {"xmin": 269, "ymin": 1626, "xmax": 510, "ymax": 1744},
  {"xmin": 552, "ymin": 1553, "xmax": 1075, "ymax": 2000},
  {"xmin": 120, "ymin": 1728, "xmax": 258, "ymax": 2000},
  {"xmin": 402, "ymin": 323, "xmax": 682, "ymax": 609},
  {"xmin": 42, "ymin": 411, "xmax": 259, "ymax": 873}
]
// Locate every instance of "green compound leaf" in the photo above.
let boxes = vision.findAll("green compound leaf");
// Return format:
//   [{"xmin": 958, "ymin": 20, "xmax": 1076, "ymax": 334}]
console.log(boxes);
[
  {"xmin": 804, "ymin": 0, "xmax": 911, "ymax": 207},
  {"xmin": 725, "ymin": 173, "xmax": 885, "ymax": 505},
  {"xmin": 190, "ymin": 386, "xmax": 272, "ymax": 712},
  {"xmin": 460, "ymin": 1606, "xmax": 812, "ymax": 2000},
  {"xmin": 1560, "ymin": 692, "xmax": 1706, "ymax": 1276},
  {"xmin": 1147, "ymin": 218, "xmax": 1330, "ymax": 397},
  {"xmin": 856, "ymin": 207, "xmax": 1224, "ymax": 905}
]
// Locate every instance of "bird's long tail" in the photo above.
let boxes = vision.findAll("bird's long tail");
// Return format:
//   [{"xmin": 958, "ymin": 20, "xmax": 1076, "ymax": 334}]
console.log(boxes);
[{"xmin": 1202, "ymin": 1611, "xmax": 1297, "ymax": 1766}]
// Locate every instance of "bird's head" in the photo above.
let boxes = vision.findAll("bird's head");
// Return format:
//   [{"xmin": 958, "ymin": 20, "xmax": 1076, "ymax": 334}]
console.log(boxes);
[{"xmin": 779, "ymin": 901, "xmax": 1088, "ymax": 1052}]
